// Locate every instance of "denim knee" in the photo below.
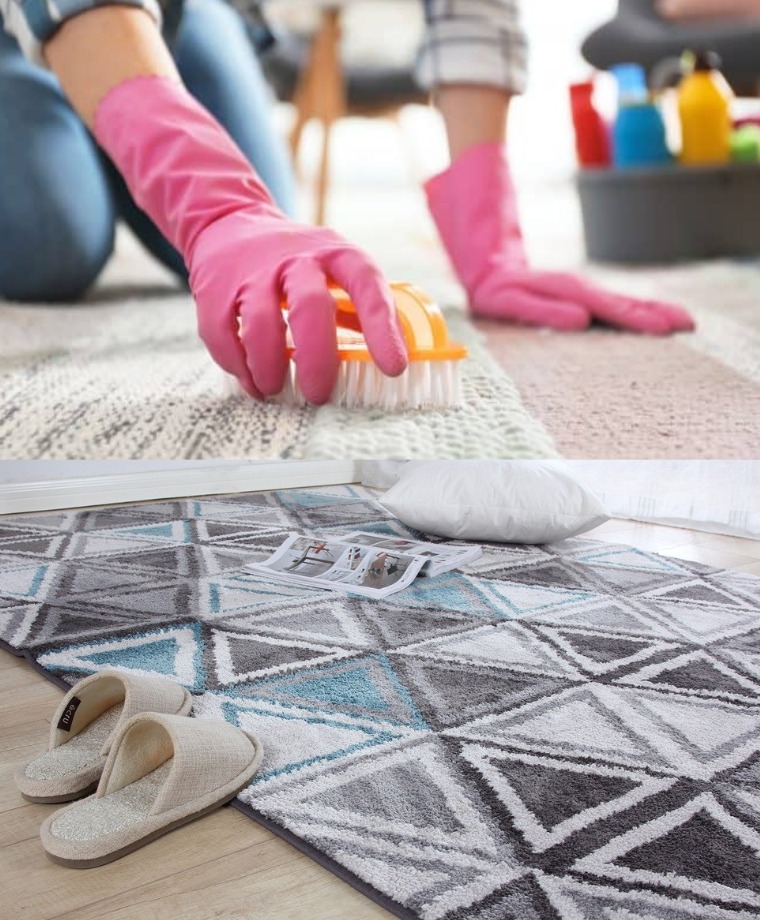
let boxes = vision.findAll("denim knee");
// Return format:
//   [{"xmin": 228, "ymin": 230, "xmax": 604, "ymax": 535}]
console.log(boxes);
[
  {"xmin": 173, "ymin": 0, "xmax": 298, "ymax": 216},
  {"xmin": 0, "ymin": 195, "xmax": 115, "ymax": 303},
  {"xmin": 0, "ymin": 31, "xmax": 116, "ymax": 302}
]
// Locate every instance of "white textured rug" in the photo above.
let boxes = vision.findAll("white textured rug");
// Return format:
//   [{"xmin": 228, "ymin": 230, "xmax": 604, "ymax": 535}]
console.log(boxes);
[
  {"xmin": 0, "ymin": 242, "xmax": 556, "ymax": 460},
  {"xmin": 4, "ymin": 149, "xmax": 757, "ymax": 461}
]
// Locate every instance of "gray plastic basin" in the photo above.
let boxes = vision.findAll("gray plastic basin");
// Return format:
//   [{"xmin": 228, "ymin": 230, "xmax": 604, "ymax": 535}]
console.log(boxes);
[{"xmin": 576, "ymin": 163, "xmax": 760, "ymax": 263}]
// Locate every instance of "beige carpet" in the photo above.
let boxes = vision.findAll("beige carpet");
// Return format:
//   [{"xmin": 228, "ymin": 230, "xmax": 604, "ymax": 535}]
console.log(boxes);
[
  {"xmin": 0, "ymin": 231, "xmax": 556, "ymax": 461},
  {"xmin": 1, "ymin": 171, "xmax": 758, "ymax": 459},
  {"xmin": 482, "ymin": 260, "xmax": 760, "ymax": 459}
]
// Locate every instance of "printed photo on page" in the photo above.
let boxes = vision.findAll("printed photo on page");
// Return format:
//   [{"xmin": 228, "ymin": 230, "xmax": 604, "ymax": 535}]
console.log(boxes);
[
  {"xmin": 244, "ymin": 534, "xmax": 429, "ymax": 598},
  {"xmin": 338, "ymin": 531, "xmax": 482, "ymax": 576},
  {"xmin": 248, "ymin": 535, "xmax": 345, "ymax": 579}
]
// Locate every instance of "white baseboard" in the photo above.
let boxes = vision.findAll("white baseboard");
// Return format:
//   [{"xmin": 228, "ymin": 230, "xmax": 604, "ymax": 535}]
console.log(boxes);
[{"xmin": 0, "ymin": 461, "xmax": 362, "ymax": 515}]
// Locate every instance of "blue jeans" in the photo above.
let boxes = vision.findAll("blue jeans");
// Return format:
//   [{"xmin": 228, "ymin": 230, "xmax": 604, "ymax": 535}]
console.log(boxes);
[{"xmin": 0, "ymin": 0, "xmax": 297, "ymax": 301}]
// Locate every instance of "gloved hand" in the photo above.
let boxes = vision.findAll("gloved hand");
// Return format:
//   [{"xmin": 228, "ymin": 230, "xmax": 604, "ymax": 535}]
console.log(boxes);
[
  {"xmin": 425, "ymin": 142, "xmax": 695, "ymax": 335},
  {"xmin": 93, "ymin": 76, "xmax": 408, "ymax": 403}
]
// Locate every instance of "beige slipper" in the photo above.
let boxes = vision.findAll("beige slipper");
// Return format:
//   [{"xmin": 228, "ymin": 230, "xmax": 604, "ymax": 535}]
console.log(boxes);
[
  {"xmin": 16, "ymin": 670, "xmax": 193, "ymax": 803},
  {"xmin": 40, "ymin": 712, "xmax": 263, "ymax": 868}
]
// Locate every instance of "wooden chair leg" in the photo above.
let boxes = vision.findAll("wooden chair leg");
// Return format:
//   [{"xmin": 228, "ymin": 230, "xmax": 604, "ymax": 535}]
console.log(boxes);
[
  {"xmin": 312, "ymin": 8, "xmax": 345, "ymax": 225},
  {"xmin": 288, "ymin": 49, "xmax": 314, "ymax": 166},
  {"xmin": 286, "ymin": 7, "xmax": 346, "ymax": 224}
]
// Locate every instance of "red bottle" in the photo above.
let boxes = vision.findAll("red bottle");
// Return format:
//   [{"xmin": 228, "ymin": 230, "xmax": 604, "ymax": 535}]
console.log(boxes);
[{"xmin": 569, "ymin": 81, "xmax": 611, "ymax": 168}]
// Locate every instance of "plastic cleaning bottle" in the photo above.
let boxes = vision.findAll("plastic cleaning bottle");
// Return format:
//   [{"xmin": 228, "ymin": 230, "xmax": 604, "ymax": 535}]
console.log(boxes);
[
  {"xmin": 569, "ymin": 81, "xmax": 611, "ymax": 168},
  {"xmin": 678, "ymin": 50, "xmax": 732, "ymax": 165},
  {"xmin": 611, "ymin": 64, "xmax": 671, "ymax": 169}
]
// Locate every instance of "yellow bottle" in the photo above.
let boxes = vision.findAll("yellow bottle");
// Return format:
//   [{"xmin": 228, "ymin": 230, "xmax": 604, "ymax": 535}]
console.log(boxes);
[{"xmin": 678, "ymin": 50, "xmax": 732, "ymax": 165}]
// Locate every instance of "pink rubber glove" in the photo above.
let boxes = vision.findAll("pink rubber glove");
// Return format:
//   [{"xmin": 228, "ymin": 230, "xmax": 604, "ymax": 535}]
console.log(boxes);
[
  {"xmin": 425, "ymin": 143, "xmax": 695, "ymax": 335},
  {"xmin": 93, "ymin": 76, "xmax": 407, "ymax": 403}
]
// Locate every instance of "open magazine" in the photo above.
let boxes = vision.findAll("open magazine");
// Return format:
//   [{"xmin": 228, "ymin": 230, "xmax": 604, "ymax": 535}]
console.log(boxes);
[
  {"xmin": 244, "ymin": 532, "xmax": 481, "ymax": 599},
  {"xmin": 338, "ymin": 532, "xmax": 481, "ymax": 578}
]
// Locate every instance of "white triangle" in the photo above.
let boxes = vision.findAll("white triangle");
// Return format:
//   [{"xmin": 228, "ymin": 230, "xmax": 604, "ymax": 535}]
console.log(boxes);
[
  {"xmin": 485, "ymin": 581, "xmax": 590, "ymax": 613},
  {"xmin": 211, "ymin": 629, "xmax": 350, "ymax": 684},
  {"xmin": 617, "ymin": 650, "xmax": 760, "ymax": 700},
  {"xmin": 634, "ymin": 695, "xmax": 760, "ymax": 754},
  {"xmin": 102, "ymin": 520, "xmax": 188, "ymax": 543},
  {"xmin": 65, "ymin": 534, "xmax": 159, "ymax": 557},
  {"xmin": 203, "ymin": 577, "xmax": 322, "ymax": 614},
  {"xmin": 509, "ymin": 698, "xmax": 643, "ymax": 754},
  {"xmin": 537, "ymin": 626, "xmax": 671, "ymax": 675},
  {"xmin": 662, "ymin": 603, "xmax": 751, "ymax": 636},
  {"xmin": 651, "ymin": 579, "xmax": 751, "ymax": 609},
  {"xmin": 461, "ymin": 745, "xmax": 675, "ymax": 854},
  {"xmin": 0, "ymin": 563, "xmax": 55, "ymax": 599},
  {"xmin": 233, "ymin": 707, "xmax": 387, "ymax": 778},
  {"xmin": 406, "ymin": 623, "xmax": 576, "ymax": 676},
  {"xmin": 335, "ymin": 851, "xmax": 450, "ymax": 899},
  {"xmin": 546, "ymin": 600, "xmax": 671, "ymax": 638},
  {"xmin": 581, "ymin": 548, "xmax": 683, "ymax": 573}
]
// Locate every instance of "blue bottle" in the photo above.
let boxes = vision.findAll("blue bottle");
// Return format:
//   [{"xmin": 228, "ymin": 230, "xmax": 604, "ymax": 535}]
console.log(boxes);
[{"xmin": 611, "ymin": 64, "xmax": 672, "ymax": 169}]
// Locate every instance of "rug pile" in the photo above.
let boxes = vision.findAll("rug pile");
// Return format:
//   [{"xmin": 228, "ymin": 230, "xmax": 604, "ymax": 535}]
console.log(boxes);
[
  {"xmin": 0, "ymin": 226, "xmax": 556, "ymax": 462},
  {"xmin": 2, "ymin": 486, "xmax": 759, "ymax": 919}
]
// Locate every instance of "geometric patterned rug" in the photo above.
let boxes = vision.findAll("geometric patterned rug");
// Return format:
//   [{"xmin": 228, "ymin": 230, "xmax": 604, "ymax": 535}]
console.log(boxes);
[{"xmin": 2, "ymin": 485, "xmax": 759, "ymax": 920}]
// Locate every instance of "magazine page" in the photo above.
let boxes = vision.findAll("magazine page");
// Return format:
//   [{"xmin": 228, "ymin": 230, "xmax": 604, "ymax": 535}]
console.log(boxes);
[
  {"xmin": 338, "ymin": 532, "xmax": 482, "ymax": 577},
  {"xmin": 244, "ymin": 534, "xmax": 429, "ymax": 599}
]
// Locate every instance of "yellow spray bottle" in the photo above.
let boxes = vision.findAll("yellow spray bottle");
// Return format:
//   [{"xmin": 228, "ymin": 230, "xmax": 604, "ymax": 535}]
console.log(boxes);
[{"xmin": 678, "ymin": 50, "xmax": 733, "ymax": 165}]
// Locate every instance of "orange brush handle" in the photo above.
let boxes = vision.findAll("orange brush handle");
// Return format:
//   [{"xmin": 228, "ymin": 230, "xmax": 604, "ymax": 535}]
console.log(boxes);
[{"xmin": 282, "ymin": 281, "xmax": 467, "ymax": 363}]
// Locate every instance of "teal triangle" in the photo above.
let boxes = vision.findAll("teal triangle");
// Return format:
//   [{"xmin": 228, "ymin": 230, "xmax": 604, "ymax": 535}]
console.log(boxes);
[
  {"xmin": 248, "ymin": 655, "xmax": 427, "ymax": 728},
  {"xmin": 284, "ymin": 663, "xmax": 391, "ymax": 713},
  {"xmin": 85, "ymin": 638, "xmax": 179, "ymax": 676},
  {"xmin": 278, "ymin": 490, "xmax": 345, "ymax": 509},
  {"xmin": 125, "ymin": 523, "xmax": 176, "ymax": 539},
  {"xmin": 382, "ymin": 573, "xmax": 497, "ymax": 617},
  {"xmin": 115, "ymin": 521, "xmax": 192, "ymax": 543}
]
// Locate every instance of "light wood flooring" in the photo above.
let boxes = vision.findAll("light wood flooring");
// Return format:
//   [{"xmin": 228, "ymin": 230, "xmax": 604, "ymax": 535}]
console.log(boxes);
[{"xmin": 2, "ymin": 519, "xmax": 759, "ymax": 920}]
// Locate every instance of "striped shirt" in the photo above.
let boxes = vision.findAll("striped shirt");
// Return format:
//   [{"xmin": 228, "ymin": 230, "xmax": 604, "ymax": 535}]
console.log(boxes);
[{"xmin": 0, "ymin": 0, "xmax": 527, "ymax": 91}]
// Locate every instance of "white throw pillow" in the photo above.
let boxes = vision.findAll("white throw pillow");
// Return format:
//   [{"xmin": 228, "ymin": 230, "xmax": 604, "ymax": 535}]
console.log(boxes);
[{"xmin": 379, "ymin": 461, "xmax": 610, "ymax": 544}]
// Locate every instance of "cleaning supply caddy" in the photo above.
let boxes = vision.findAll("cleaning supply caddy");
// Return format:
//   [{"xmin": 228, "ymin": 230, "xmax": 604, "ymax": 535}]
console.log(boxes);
[{"xmin": 572, "ymin": 53, "xmax": 760, "ymax": 263}]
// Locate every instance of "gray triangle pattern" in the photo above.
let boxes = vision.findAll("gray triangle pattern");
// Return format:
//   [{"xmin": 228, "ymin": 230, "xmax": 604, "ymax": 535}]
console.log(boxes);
[
  {"xmin": 393, "ymin": 656, "xmax": 573, "ymax": 730},
  {"xmin": 2, "ymin": 485, "xmax": 760, "ymax": 920}
]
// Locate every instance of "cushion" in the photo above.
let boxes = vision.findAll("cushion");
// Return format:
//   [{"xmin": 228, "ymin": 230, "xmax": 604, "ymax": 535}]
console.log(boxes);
[
  {"xmin": 581, "ymin": 0, "xmax": 760, "ymax": 91},
  {"xmin": 379, "ymin": 460, "xmax": 610, "ymax": 544}
]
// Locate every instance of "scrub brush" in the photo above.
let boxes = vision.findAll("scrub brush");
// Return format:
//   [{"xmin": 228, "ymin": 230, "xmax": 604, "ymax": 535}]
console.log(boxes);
[{"xmin": 225, "ymin": 282, "xmax": 468, "ymax": 410}]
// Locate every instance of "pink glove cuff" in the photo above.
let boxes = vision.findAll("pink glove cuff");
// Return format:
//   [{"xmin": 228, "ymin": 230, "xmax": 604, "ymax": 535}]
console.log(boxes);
[
  {"xmin": 93, "ymin": 75, "xmax": 281, "ymax": 257},
  {"xmin": 424, "ymin": 141, "xmax": 528, "ymax": 292}
]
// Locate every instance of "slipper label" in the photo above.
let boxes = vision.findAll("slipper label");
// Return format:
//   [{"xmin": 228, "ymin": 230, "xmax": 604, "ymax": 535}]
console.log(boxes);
[{"xmin": 57, "ymin": 697, "xmax": 81, "ymax": 732}]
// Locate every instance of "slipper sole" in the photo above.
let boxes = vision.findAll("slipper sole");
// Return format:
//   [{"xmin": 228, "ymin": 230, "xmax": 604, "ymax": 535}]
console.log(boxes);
[
  {"xmin": 43, "ymin": 729, "xmax": 262, "ymax": 869},
  {"xmin": 21, "ymin": 780, "xmax": 100, "ymax": 805},
  {"xmin": 44, "ymin": 782, "xmax": 248, "ymax": 869}
]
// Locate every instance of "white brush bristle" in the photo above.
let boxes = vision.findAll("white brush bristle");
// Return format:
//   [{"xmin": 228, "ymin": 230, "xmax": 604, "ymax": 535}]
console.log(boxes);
[{"xmin": 224, "ymin": 359, "xmax": 464, "ymax": 410}]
